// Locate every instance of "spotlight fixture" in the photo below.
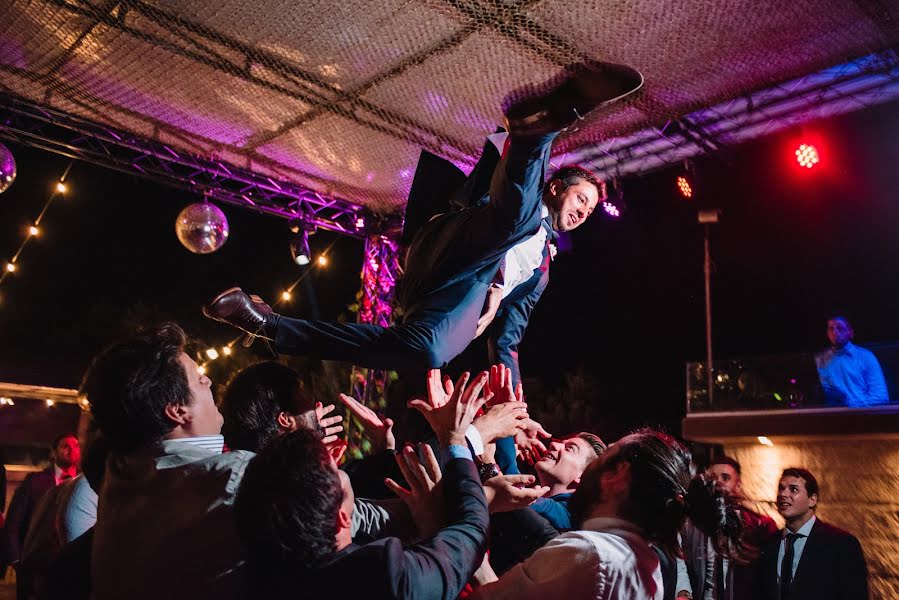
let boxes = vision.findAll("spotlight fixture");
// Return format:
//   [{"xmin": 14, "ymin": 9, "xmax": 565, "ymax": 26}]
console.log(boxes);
[
  {"xmin": 795, "ymin": 143, "xmax": 819, "ymax": 169},
  {"xmin": 290, "ymin": 230, "xmax": 312, "ymax": 266},
  {"xmin": 676, "ymin": 175, "xmax": 693, "ymax": 199}
]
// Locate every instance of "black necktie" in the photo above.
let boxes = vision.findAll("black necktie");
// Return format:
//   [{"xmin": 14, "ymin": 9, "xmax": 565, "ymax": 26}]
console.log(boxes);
[
  {"xmin": 714, "ymin": 554, "xmax": 725, "ymax": 599},
  {"xmin": 780, "ymin": 533, "xmax": 799, "ymax": 600}
]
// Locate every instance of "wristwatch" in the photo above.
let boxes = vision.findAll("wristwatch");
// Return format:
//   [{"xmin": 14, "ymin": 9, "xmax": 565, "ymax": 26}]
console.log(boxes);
[{"xmin": 478, "ymin": 462, "xmax": 501, "ymax": 483}]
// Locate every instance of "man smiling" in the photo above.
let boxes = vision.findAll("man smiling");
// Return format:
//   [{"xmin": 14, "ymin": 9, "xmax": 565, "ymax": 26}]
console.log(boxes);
[{"xmin": 203, "ymin": 60, "xmax": 643, "ymax": 384}]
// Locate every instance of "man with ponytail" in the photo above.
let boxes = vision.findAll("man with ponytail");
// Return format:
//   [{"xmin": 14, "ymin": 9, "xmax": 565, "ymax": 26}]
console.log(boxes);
[{"xmin": 471, "ymin": 428, "xmax": 744, "ymax": 600}]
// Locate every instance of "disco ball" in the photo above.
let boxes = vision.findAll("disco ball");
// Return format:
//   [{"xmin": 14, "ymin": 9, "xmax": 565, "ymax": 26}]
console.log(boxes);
[
  {"xmin": 175, "ymin": 202, "xmax": 229, "ymax": 254},
  {"xmin": 0, "ymin": 143, "xmax": 16, "ymax": 194}
]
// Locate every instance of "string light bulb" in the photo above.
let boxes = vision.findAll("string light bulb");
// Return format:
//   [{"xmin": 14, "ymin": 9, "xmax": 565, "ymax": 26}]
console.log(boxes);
[
  {"xmin": 317, "ymin": 255, "xmax": 328, "ymax": 266},
  {"xmin": 56, "ymin": 181, "xmax": 67, "ymax": 194},
  {"xmin": 205, "ymin": 348, "xmax": 220, "ymax": 360},
  {"xmin": 221, "ymin": 346, "xmax": 232, "ymax": 356},
  {"xmin": 5, "ymin": 262, "xmax": 16, "ymax": 273},
  {"xmin": 28, "ymin": 225, "xmax": 40, "ymax": 237},
  {"xmin": 281, "ymin": 290, "xmax": 292, "ymax": 301},
  {"xmin": 197, "ymin": 365, "xmax": 207, "ymax": 375},
  {"xmin": 46, "ymin": 399, "xmax": 55, "ymax": 407}
]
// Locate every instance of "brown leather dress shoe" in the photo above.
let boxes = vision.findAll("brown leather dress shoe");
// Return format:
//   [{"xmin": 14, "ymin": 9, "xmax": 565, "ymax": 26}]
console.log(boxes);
[
  {"xmin": 504, "ymin": 60, "xmax": 644, "ymax": 135},
  {"xmin": 203, "ymin": 287, "xmax": 275, "ymax": 341}
]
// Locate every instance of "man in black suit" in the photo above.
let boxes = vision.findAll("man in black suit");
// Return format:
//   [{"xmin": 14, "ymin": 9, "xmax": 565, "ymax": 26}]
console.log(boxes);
[
  {"xmin": 234, "ymin": 371, "xmax": 491, "ymax": 600},
  {"xmin": 755, "ymin": 467, "xmax": 868, "ymax": 600},
  {"xmin": 203, "ymin": 61, "xmax": 643, "ymax": 384},
  {"xmin": 3, "ymin": 433, "xmax": 80, "ymax": 569},
  {"xmin": 678, "ymin": 456, "xmax": 778, "ymax": 600}
]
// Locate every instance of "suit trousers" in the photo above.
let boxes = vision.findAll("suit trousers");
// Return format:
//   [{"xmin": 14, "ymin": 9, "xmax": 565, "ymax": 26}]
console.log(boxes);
[{"xmin": 272, "ymin": 131, "xmax": 558, "ymax": 370}]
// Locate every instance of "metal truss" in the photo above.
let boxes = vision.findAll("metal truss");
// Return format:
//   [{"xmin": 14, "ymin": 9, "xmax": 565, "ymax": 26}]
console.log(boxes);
[
  {"xmin": 570, "ymin": 51, "xmax": 899, "ymax": 179},
  {"xmin": 358, "ymin": 235, "xmax": 402, "ymax": 329},
  {"xmin": 344, "ymin": 234, "xmax": 402, "ymax": 456},
  {"xmin": 0, "ymin": 92, "xmax": 374, "ymax": 237}
]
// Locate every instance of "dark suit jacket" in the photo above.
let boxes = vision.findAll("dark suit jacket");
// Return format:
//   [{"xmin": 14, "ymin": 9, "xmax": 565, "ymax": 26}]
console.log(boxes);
[
  {"xmin": 400, "ymin": 132, "xmax": 553, "ymax": 384},
  {"xmin": 294, "ymin": 457, "xmax": 489, "ymax": 600},
  {"xmin": 755, "ymin": 518, "xmax": 868, "ymax": 600},
  {"xmin": 682, "ymin": 508, "xmax": 779, "ymax": 600},
  {"xmin": 3, "ymin": 466, "xmax": 56, "ymax": 565}
]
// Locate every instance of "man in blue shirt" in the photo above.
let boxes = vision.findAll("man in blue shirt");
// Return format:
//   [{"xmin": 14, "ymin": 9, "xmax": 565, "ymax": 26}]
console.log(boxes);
[{"xmin": 815, "ymin": 316, "xmax": 888, "ymax": 407}]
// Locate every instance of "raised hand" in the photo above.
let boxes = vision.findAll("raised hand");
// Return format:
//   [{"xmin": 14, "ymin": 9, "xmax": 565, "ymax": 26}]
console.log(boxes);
[
  {"xmin": 485, "ymin": 363, "xmax": 525, "ymax": 408},
  {"xmin": 514, "ymin": 417, "xmax": 552, "ymax": 465},
  {"xmin": 384, "ymin": 444, "xmax": 444, "ymax": 538},
  {"xmin": 472, "ymin": 401, "xmax": 529, "ymax": 444},
  {"xmin": 424, "ymin": 368, "xmax": 453, "ymax": 409},
  {"xmin": 315, "ymin": 402, "xmax": 345, "ymax": 446},
  {"xmin": 475, "ymin": 284, "xmax": 503, "ymax": 339},
  {"xmin": 482, "ymin": 474, "xmax": 550, "ymax": 513},
  {"xmin": 338, "ymin": 393, "xmax": 396, "ymax": 452},
  {"xmin": 408, "ymin": 371, "xmax": 489, "ymax": 447}
]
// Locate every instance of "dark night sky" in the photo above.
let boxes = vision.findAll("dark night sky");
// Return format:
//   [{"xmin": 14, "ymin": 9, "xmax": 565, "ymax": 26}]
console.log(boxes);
[{"xmin": 1, "ymin": 100, "xmax": 898, "ymax": 434}]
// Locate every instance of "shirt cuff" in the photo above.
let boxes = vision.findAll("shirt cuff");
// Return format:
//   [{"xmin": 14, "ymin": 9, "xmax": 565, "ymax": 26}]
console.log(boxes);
[
  {"xmin": 444, "ymin": 444, "xmax": 473, "ymax": 463},
  {"xmin": 465, "ymin": 425, "xmax": 485, "ymax": 456}
]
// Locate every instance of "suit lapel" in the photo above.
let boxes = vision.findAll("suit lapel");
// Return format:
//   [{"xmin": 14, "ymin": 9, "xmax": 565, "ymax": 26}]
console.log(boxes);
[{"xmin": 789, "ymin": 519, "xmax": 823, "ymax": 595}]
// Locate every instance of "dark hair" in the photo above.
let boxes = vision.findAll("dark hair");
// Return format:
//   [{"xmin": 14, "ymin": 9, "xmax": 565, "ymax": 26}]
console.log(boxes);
[
  {"xmin": 80, "ymin": 322, "xmax": 191, "ymax": 453},
  {"xmin": 781, "ymin": 467, "xmax": 819, "ymax": 499},
  {"xmin": 570, "ymin": 428, "xmax": 743, "ymax": 558},
  {"xmin": 51, "ymin": 433, "xmax": 78, "ymax": 451},
  {"xmin": 220, "ymin": 361, "xmax": 317, "ymax": 452},
  {"xmin": 550, "ymin": 166, "xmax": 607, "ymax": 202},
  {"xmin": 81, "ymin": 435, "xmax": 110, "ymax": 491},
  {"xmin": 235, "ymin": 429, "xmax": 342, "ymax": 584},
  {"xmin": 575, "ymin": 432, "xmax": 607, "ymax": 459},
  {"xmin": 826, "ymin": 314, "xmax": 852, "ymax": 328},
  {"xmin": 709, "ymin": 455, "xmax": 741, "ymax": 477}
]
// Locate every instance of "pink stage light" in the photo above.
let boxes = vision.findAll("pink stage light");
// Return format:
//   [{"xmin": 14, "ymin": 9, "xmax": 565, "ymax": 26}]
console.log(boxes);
[
  {"xmin": 795, "ymin": 143, "xmax": 820, "ymax": 168},
  {"xmin": 602, "ymin": 201, "xmax": 620, "ymax": 217}
]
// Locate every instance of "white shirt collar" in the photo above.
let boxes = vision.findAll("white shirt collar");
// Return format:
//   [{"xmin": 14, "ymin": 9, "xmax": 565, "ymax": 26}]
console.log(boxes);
[
  {"xmin": 581, "ymin": 517, "xmax": 647, "ymax": 538},
  {"xmin": 786, "ymin": 514, "xmax": 816, "ymax": 537},
  {"xmin": 162, "ymin": 435, "xmax": 225, "ymax": 455}
]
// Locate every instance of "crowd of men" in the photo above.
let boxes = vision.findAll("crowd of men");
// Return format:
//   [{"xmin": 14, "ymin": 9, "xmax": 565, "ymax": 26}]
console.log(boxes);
[{"xmin": 0, "ymin": 321, "xmax": 870, "ymax": 600}]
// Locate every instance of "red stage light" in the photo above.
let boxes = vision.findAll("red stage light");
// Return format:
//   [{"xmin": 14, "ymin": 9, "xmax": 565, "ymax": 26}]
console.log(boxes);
[
  {"xmin": 795, "ymin": 143, "xmax": 820, "ymax": 168},
  {"xmin": 676, "ymin": 176, "xmax": 693, "ymax": 198}
]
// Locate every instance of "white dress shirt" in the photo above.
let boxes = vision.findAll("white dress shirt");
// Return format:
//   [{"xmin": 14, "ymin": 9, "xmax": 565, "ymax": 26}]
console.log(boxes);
[
  {"xmin": 498, "ymin": 204, "xmax": 550, "ymax": 299},
  {"xmin": 474, "ymin": 517, "xmax": 663, "ymax": 600},
  {"xmin": 777, "ymin": 515, "xmax": 816, "ymax": 581}
]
